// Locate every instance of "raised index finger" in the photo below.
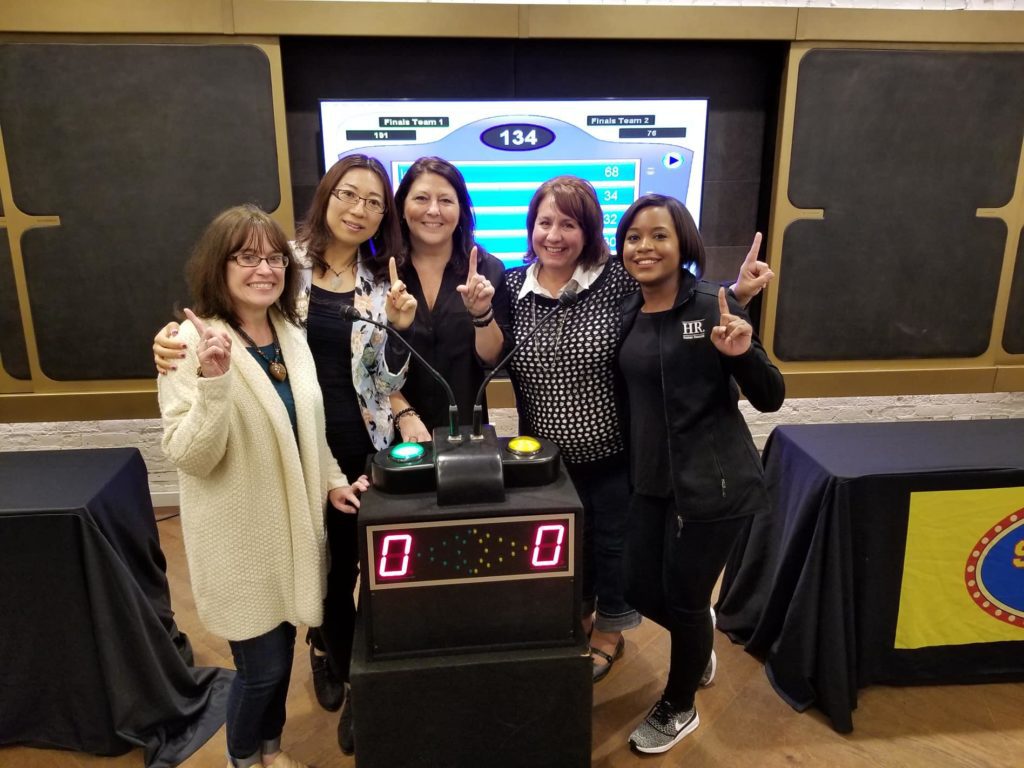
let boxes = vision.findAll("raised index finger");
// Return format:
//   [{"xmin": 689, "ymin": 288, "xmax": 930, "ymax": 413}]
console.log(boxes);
[
  {"xmin": 468, "ymin": 246, "xmax": 478, "ymax": 278},
  {"xmin": 718, "ymin": 287, "xmax": 730, "ymax": 319},
  {"xmin": 743, "ymin": 232, "xmax": 763, "ymax": 266},
  {"xmin": 183, "ymin": 308, "xmax": 208, "ymax": 336},
  {"xmin": 389, "ymin": 256, "xmax": 399, "ymax": 286}
]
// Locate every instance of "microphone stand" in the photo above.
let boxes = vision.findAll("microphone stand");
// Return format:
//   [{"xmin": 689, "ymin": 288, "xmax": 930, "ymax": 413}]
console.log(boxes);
[{"xmin": 471, "ymin": 288, "xmax": 579, "ymax": 438}]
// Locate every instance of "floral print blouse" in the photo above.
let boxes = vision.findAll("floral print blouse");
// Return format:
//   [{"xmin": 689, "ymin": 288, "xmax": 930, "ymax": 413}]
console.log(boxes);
[{"xmin": 292, "ymin": 242, "xmax": 407, "ymax": 451}]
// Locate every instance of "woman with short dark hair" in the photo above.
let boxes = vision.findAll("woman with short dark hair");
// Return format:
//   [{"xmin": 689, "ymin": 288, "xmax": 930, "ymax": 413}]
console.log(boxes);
[{"xmin": 615, "ymin": 194, "xmax": 784, "ymax": 753}]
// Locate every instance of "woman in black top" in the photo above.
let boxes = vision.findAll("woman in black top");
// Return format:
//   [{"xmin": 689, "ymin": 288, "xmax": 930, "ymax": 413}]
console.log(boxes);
[
  {"xmin": 616, "ymin": 194, "xmax": 784, "ymax": 754},
  {"xmin": 388, "ymin": 157, "xmax": 511, "ymax": 438}
]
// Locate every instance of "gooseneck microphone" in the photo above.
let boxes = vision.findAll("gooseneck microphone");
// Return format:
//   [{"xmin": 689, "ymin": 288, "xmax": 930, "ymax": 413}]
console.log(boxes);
[
  {"xmin": 340, "ymin": 305, "xmax": 460, "ymax": 440},
  {"xmin": 471, "ymin": 288, "xmax": 580, "ymax": 437}
]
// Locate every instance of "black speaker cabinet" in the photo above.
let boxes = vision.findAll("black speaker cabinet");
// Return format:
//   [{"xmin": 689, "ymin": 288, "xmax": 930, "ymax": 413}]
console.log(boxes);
[{"xmin": 350, "ymin": 615, "xmax": 592, "ymax": 768}]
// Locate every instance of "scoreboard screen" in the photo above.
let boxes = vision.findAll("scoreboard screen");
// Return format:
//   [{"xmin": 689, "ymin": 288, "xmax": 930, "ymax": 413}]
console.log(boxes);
[
  {"xmin": 319, "ymin": 99, "xmax": 709, "ymax": 267},
  {"xmin": 366, "ymin": 513, "xmax": 576, "ymax": 590}
]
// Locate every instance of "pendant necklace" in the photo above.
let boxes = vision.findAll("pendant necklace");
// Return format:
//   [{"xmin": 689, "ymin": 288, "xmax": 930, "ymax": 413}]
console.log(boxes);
[
  {"xmin": 325, "ymin": 258, "xmax": 356, "ymax": 291},
  {"xmin": 530, "ymin": 295, "xmax": 571, "ymax": 370},
  {"xmin": 234, "ymin": 323, "xmax": 288, "ymax": 382}
]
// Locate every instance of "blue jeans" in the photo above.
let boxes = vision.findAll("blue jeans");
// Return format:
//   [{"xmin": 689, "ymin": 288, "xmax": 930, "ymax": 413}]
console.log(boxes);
[
  {"xmin": 227, "ymin": 622, "xmax": 296, "ymax": 765},
  {"xmin": 566, "ymin": 453, "xmax": 641, "ymax": 633}
]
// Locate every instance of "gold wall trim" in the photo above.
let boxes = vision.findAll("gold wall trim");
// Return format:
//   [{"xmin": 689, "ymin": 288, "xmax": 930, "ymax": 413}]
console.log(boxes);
[
  {"xmin": 761, "ymin": 41, "xmax": 1024, "ymax": 399},
  {"xmin": 0, "ymin": 389, "xmax": 160, "ymax": 422},
  {"xmin": 4, "ymin": 3, "xmax": 1023, "ymax": 43},
  {"xmin": 521, "ymin": 7, "xmax": 797, "ymax": 40},
  {"xmin": 0, "ymin": 0, "xmax": 232, "ymax": 34},
  {"xmin": 796, "ymin": 9, "xmax": 1024, "ymax": 44},
  {"xmin": 486, "ymin": 379, "xmax": 516, "ymax": 410},
  {"xmin": 0, "ymin": 35, "xmax": 293, "ymax": 420},
  {"xmin": 977, "ymin": 135, "xmax": 1024, "ymax": 363},
  {"xmin": 0, "ymin": 122, "xmax": 61, "ymax": 391},
  {"xmin": 781, "ymin": 368, "xmax": 999, "ymax": 399},
  {"xmin": 995, "ymin": 367, "xmax": 1024, "ymax": 393},
  {"xmin": 231, "ymin": 1, "xmax": 520, "ymax": 38}
]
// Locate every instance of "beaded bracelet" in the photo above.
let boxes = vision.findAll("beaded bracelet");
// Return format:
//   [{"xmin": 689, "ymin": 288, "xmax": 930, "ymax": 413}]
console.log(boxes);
[
  {"xmin": 394, "ymin": 407, "xmax": 419, "ymax": 424},
  {"xmin": 471, "ymin": 306, "xmax": 494, "ymax": 327}
]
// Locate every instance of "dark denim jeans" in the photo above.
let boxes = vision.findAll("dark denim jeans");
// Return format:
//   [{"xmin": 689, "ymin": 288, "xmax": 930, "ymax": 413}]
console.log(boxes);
[
  {"xmin": 624, "ymin": 494, "xmax": 747, "ymax": 709},
  {"xmin": 566, "ymin": 452, "xmax": 641, "ymax": 633},
  {"xmin": 226, "ymin": 622, "xmax": 296, "ymax": 765}
]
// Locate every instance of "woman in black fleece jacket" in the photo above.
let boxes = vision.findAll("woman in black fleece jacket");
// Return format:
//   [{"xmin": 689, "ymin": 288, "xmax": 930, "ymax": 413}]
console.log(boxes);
[{"xmin": 615, "ymin": 194, "xmax": 784, "ymax": 755}]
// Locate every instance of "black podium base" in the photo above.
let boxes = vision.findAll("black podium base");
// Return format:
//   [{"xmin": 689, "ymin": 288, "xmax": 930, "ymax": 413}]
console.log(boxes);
[{"xmin": 350, "ymin": 614, "xmax": 592, "ymax": 768}]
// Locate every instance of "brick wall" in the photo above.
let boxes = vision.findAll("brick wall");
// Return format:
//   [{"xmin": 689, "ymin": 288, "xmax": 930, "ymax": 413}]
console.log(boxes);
[{"xmin": 4, "ymin": 391, "xmax": 1023, "ymax": 505}]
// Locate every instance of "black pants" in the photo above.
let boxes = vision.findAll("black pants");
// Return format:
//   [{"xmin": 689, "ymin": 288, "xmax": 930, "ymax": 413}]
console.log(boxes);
[
  {"xmin": 307, "ymin": 451, "xmax": 369, "ymax": 684},
  {"xmin": 624, "ymin": 494, "xmax": 748, "ymax": 709}
]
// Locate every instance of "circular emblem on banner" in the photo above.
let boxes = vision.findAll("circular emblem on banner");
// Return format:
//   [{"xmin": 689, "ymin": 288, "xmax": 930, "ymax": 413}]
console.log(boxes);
[{"xmin": 964, "ymin": 509, "xmax": 1024, "ymax": 627}]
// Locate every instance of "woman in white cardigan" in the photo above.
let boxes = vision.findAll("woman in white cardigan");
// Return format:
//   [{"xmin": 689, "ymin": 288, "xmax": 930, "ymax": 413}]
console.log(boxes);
[
  {"xmin": 154, "ymin": 157, "xmax": 417, "ymax": 757},
  {"xmin": 158, "ymin": 205, "xmax": 403, "ymax": 768}
]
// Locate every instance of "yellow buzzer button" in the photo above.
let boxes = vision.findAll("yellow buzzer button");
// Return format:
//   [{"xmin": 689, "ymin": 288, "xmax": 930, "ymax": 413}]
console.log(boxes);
[{"xmin": 508, "ymin": 435, "xmax": 542, "ymax": 457}]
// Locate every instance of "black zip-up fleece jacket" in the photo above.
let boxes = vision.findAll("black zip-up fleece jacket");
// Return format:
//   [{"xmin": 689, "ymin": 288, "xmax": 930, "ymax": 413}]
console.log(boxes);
[{"xmin": 618, "ymin": 271, "xmax": 785, "ymax": 522}]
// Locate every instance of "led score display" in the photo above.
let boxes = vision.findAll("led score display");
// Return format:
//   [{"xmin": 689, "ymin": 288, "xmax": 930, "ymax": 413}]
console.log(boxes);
[
  {"xmin": 320, "ymin": 99, "xmax": 709, "ymax": 266},
  {"xmin": 367, "ymin": 514, "xmax": 574, "ymax": 589}
]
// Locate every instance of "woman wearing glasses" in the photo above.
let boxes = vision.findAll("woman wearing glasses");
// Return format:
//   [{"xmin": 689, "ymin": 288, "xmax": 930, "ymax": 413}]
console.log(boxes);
[
  {"xmin": 158, "ymin": 204, "xmax": 370, "ymax": 768},
  {"xmin": 386, "ymin": 157, "xmax": 511, "ymax": 442},
  {"xmin": 153, "ymin": 155, "xmax": 415, "ymax": 755}
]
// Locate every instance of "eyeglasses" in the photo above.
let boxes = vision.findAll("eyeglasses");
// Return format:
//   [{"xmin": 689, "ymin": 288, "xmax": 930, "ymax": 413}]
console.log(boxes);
[
  {"xmin": 331, "ymin": 188, "xmax": 386, "ymax": 215},
  {"xmin": 230, "ymin": 251, "xmax": 290, "ymax": 269}
]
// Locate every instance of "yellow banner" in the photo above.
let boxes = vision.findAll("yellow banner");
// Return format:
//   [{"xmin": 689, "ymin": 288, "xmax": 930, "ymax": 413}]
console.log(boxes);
[{"xmin": 895, "ymin": 487, "xmax": 1024, "ymax": 649}]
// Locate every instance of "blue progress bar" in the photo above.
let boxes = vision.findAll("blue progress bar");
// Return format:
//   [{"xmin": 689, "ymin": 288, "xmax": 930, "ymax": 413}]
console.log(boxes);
[
  {"xmin": 396, "ymin": 159, "xmax": 639, "ymax": 185},
  {"xmin": 467, "ymin": 184, "xmax": 636, "ymax": 209},
  {"xmin": 476, "ymin": 227, "xmax": 622, "ymax": 263}
]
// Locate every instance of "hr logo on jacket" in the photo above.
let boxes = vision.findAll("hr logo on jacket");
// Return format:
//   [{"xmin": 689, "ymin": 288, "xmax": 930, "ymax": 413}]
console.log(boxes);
[{"xmin": 680, "ymin": 319, "xmax": 706, "ymax": 340}]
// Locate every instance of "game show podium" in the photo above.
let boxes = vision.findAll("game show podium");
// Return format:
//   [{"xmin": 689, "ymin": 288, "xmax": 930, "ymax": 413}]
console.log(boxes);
[{"xmin": 350, "ymin": 428, "xmax": 592, "ymax": 768}]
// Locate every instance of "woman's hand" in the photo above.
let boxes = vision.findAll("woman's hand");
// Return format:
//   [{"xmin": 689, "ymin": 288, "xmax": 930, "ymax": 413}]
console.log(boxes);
[
  {"xmin": 154, "ymin": 322, "xmax": 185, "ymax": 374},
  {"xmin": 711, "ymin": 288, "xmax": 752, "ymax": 357},
  {"xmin": 329, "ymin": 475, "xmax": 371, "ymax": 514},
  {"xmin": 730, "ymin": 232, "xmax": 775, "ymax": 307},
  {"xmin": 456, "ymin": 247, "xmax": 495, "ymax": 320},
  {"xmin": 185, "ymin": 308, "xmax": 233, "ymax": 378},
  {"xmin": 386, "ymin": 256, "xmax": 418, "ymax": 330},
  {"xmin": 398, "ymin": 413, "xmax": 431, "ymax": 443}
]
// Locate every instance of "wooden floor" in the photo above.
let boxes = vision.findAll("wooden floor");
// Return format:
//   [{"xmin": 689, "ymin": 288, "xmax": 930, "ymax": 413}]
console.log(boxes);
[{"xmin": 4, "ymin": 513, "xmax": 1023, "ymax": 767}]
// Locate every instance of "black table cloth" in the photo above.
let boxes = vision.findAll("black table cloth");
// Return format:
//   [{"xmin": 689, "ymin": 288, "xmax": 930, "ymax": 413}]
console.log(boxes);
[
  {"xmin": 0, "ymin": 448, "xmax": 232, "ymax": 767},
  {"xmin": 717, "ymin": 420, "xmax": 1024, "ymax": 733}
]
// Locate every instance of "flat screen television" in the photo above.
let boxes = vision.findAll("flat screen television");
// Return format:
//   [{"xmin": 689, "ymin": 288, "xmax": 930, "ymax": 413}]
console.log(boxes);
[{"xmin": 319, "ymin": 98, "xmax": 709, "ymax": 267}]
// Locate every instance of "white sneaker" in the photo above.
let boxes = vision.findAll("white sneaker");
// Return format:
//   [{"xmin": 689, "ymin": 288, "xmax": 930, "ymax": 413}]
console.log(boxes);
[
  {"xmin": 629, "ymin": 698, "xmax": 699, "ymax": 754},
  {"xmin": 699, "ymin": 649, "xmax": 717, "ymax": 687}
]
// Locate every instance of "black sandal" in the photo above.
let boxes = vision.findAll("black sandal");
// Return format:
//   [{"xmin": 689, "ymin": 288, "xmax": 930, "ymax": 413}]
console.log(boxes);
[{"xmin": 591, "ymin": 635, "xmax": 625, "ymax": 683}]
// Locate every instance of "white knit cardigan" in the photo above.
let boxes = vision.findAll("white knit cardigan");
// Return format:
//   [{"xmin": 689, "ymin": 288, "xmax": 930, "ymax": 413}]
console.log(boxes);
[{"xmin": 158, "ymin": 309, "xmax": 348, "ymax": 641}]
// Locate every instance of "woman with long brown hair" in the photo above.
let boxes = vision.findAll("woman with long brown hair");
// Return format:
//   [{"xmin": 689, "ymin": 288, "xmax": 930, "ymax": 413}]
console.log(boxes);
[
  {"xmin": 153, "ymin": 155, "xmax": 415, "ymax": 755},
  {"xmin": 159, "ymin": 204, "xmax": 370, "ymax": 768}
]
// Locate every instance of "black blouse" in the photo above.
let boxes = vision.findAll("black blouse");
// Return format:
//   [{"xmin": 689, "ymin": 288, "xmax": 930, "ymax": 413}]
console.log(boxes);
[
  {"xmin": 305, "ymin": 284, "xmax": 373, "ymax": 457},
  {"xmin": 399, "ymin": 249, "xmax": 511, "ymax": 431}
]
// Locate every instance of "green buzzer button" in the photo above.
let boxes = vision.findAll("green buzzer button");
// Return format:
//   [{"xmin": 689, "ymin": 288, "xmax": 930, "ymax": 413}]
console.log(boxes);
[{"xmin": 389, "ymin": 442, "xmax": 425, "ymax": 463}]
